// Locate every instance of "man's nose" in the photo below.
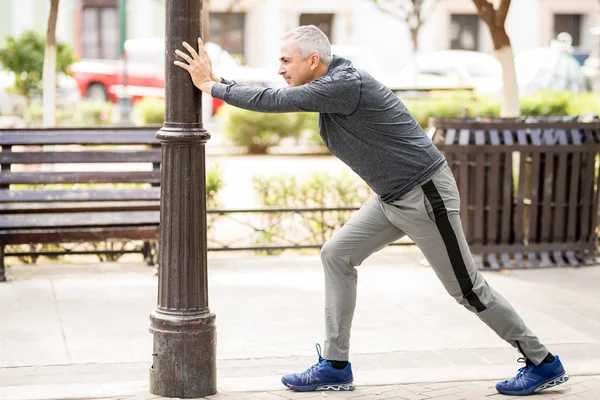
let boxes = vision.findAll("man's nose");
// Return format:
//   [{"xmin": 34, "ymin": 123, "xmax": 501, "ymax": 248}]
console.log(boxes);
[{"xmin": 278, "ymin": 66, "xmax": 285, "ymax": 75}]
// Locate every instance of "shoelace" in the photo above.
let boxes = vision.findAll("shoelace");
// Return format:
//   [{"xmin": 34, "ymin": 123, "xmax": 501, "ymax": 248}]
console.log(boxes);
[
  {"xmin": 300, "ymin": 344, "xmax": 328, "ymax": 381},
  {"xmin": 512, "ymin": 357, "xmax": 535, "ymax": 381}
]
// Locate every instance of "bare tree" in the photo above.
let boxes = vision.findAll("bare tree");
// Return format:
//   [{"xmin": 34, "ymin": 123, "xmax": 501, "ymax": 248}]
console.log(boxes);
[
  {"xmin": 42, "ymin": 0, "xmax": 59, "ymax": 127},
  {"xmin": 472, "ymin": 0, "xmax": 519, "ymax": 117},
  {"xmin": 372, "ymin": 0, "xmax": 438, "ymax": 53}
]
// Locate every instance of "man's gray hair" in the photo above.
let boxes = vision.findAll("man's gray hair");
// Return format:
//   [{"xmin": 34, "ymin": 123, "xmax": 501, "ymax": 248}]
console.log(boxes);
[{"xmin": 282, "ymin": 25, "xmax": 333, "ymax": 66}]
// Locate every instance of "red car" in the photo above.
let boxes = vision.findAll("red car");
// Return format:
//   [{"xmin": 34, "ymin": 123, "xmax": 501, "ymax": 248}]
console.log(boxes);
[{"xmin": 70, "ymin": 39, "xmax": 281, "ymax": 114}]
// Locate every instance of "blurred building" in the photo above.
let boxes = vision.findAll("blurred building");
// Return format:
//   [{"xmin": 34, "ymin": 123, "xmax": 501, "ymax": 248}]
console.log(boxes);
[{"xmin": 0, "ymin": 0, "xmax": 598, "ymax": 73}]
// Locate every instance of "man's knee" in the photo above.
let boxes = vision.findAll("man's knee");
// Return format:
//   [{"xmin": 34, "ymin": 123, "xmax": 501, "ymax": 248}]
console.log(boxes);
[
  {"xmin": 321, "ymin": 239, "xmax": 341, "ymax": 263},
  {"xmin": 321, "ymin": 239, "xmax": 352, "ymax": 267}
]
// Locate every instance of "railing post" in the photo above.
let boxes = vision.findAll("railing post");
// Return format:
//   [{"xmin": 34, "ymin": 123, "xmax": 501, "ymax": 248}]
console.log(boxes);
[{"xmin": 149, "ymin": 0, "xmax": 216, "ymax": 398}]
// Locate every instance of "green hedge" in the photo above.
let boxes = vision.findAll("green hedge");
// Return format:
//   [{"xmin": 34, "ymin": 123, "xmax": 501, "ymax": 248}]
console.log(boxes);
[
  {"xmin": 133, "ymin": 97, "xmax": 165, "ymax": 125},
  {"xmin": 24, "ymin": 100, "xmax": 113, "ymax": 127},
  {"xmin": 403, "ymin": 91, "xmax": 600, "ymax": 129},
  {"xmin": 218, "ymin": 104, "xmax": 316, "ymax": 154}
]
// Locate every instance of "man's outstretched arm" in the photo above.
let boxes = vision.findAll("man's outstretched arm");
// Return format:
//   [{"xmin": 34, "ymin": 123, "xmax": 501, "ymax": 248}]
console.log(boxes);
[{"xmin": 174, "ymin": 39, "xmax": 360, "ymax": 115}]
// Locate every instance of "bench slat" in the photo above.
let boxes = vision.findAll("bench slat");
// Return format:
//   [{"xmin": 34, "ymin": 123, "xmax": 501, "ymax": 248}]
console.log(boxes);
[
  {"xmin": 0, "ymin": 200, "xmax": 159, "ymax": 213},
  {"xmin": 0, "ymin": 211, "xmax": 160, "ymax": 229},
  {"xmin": 0, "ymin": 171, "xmax": 161, "ymax": 185},
  {"xmin": 0, "ymin": 150, "xmax": 162, "ymax": 164},
  {"xmin": 0, "ymin": 226, "xmax": 159, "ymax": 245},
  {"xmin": 0, "ymin": 188, "xmax": 160, "ymax": 202},
  {"xmin": 0, "ymin": 130, "xmax": 159, "ymax": 146}
]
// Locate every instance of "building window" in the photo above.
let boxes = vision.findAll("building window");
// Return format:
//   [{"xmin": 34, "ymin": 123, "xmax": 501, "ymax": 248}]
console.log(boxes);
[
  {"xmin": 299, "ymin": 14, "xmax": 334, "ymax": 42},
  {"xmin": 450, "ymin": 14, "xmax": 479, "ymax": 51},
  {"xmin": 209, "ymin": 12, "xmax": 246, "ymax": 64},
  {"xmin": 554, "ymin": 14, "xmax": 582, "ymax": 47},
  {"xmin": 81, "ymin": 0, "xmax": 119, "ymax": 59}
]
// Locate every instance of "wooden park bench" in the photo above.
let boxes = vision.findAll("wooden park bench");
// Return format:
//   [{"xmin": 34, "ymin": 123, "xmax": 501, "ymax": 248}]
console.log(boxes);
[{"xmin": 0, "ymin": 126, "xmax": 163, "ymax": 282}]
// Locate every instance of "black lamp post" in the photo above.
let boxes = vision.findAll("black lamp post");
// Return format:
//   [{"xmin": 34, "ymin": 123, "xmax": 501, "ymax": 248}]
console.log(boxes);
[{"xmin": 149, "ymin": 0, "xmax": 216, "ymax": 397}]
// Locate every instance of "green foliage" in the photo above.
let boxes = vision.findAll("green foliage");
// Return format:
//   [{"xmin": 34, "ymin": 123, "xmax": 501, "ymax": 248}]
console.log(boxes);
[
  {"xmin": 73, "ymin": 100, "xmax": 113, "ymax": 125},
  {"xmin": 219, "ymin": 104, "xmax": 315, "ymax": 153},
  {"xmin": 402, "ymin": 93, "xmax": 501, "ymax": 129},
  {"xmin": 403, "ymin": 91, "xmax": 600, "ymax": 128},
  {"xmin": 251, "ymin": 171, "xmax": 372, "ymax": 252},
  {"xmin": 23, "ymin": 100, "xmax": 112, "ymax": 127},
  {"xmin": 206, "ymin": 163, "xmax": 225, "ymax": 208},
  {"xmin": 298, "ymin": 112, "xmax": 323, "ymax": 147},
  {"xmin": 0, "ymin": 30, "xmax": 75, "ymax": 98},
  {"xmin": 23, "ymin": 104, "xmax": 74, "ymax": 127},
  {"xmin": 134, "ymin": 97, "xmax": 165, "ymax": 125},
  {"xmin": 520, "ymin": 91, "xmax": 600, "ymax": 116}
]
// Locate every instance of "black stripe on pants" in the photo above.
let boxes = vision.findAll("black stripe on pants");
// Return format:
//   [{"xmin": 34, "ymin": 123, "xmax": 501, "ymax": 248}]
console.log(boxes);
[{"xmin": 422, "ymin": 180, "xmax": 487, "ymax": 313}]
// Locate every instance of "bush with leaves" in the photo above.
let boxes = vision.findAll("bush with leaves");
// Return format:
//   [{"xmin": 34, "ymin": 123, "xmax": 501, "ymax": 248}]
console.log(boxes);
[
  {"xmin": 218, "ymin": 104, "xmax": 315, "ymax": 154},
  {"xmin": 403, "ymin": 91, "xmax": 600, "ymax": 129},
  {"xmin": 23, "ymin": 100, "xmax": 113, "ymax": 127},
  {"xmin": 251, "ymin": 171, "xmax": 372, "ymax": 251},
  {"xmin": 0, "ymin": 30, "xmax": 75, "ymax": 99},
  {"xmin": 134, "ymin": 97, "xmax": 165, "ymax": 125}
]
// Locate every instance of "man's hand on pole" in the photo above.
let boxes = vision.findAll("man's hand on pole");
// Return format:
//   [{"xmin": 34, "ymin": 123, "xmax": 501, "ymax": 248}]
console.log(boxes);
[{"xmin": 174, "ymin": 38, "xmax": 219, "ymax": 94}]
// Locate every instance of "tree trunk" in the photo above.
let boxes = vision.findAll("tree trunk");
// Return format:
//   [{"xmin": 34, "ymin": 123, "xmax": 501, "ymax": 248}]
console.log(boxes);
[
  {"xmin": 495, "ymin": 45, "xmax": 519, "ymax": 117},
  {"xmin": 490, "ymin": 28, "xmax": 519, "ymax": 117},
  {"xmin": 410, "ymin": 26, "xmax": 419, "ymax": 53},
  {"xmin": 43, "ymin": 0, "xmax": 59, "ymax": 128}
]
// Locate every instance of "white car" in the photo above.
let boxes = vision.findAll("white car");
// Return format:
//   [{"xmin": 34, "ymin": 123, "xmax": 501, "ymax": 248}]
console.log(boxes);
[{"xmin": 398, "ymin": 50, "xmax": 502, "ymax": 94}]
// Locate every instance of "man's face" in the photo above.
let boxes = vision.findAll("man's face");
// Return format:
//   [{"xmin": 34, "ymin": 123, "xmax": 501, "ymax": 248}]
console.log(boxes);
[{"xmin": 278, "ymin": 39, "xmax": 314, "ymax": 87}]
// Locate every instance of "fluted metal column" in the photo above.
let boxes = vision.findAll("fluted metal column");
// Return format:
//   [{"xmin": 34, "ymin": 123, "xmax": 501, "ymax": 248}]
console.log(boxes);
[{"xmin": 149, "ymin": 0, "xmax": 216, "ymax": 398}]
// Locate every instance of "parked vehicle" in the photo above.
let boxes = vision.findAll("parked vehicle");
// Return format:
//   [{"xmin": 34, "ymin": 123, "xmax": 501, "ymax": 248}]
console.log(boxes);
[
  {"xmin": 398, "ymin": 50, "xmax": 502, "ymax": 94},
  {"xmin": 401, "ymin": 45, "xmax": 588, "ymax": 97},
  {"xmin": 70, "ymin": 38, "xmax": 281, "ymax": 114}
]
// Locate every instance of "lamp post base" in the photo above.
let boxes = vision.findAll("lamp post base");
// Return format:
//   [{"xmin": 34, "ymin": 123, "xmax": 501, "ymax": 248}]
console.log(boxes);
[{"xmin": 149, "ymin": 310, "xmax": 217, "ymax": 398}]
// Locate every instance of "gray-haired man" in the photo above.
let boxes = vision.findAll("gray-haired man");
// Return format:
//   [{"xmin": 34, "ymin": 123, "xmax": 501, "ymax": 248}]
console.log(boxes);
[{"xmin": 174, "ymin": 25, "xmax": 568, "ymax": 396}]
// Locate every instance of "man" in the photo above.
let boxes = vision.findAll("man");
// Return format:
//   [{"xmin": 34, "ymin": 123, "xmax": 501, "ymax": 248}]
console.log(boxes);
[{"xmin": 174, "ymin": 25, "xmax": 568, "ymax": 396}]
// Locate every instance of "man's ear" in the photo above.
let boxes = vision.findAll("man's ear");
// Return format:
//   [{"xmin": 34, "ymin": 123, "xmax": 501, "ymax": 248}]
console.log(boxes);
[{"xmin": 310, "ymin": 54, "xmax": 321, "ymax": 70}]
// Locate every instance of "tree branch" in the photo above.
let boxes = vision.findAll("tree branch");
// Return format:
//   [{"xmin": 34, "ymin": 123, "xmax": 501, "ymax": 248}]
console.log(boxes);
[
  {"xmin": 471, "ymin": 0, "xmax": 496, "ymax": 27},
  {"xmin": 374, "ymin": 1, "xmax": 410, "ymax": 22},
  {"xmin": 497, "ymin": 0, "xmax": 511, "ymax": 25}
]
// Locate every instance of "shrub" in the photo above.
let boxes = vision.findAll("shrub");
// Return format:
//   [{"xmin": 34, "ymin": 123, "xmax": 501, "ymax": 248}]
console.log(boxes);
[
  {"xmin": 402, "ymin": 93, "xmax": 501, "ymax": 129},
  {"xmin": 23, "ymin": 100, "xmax": 112, "ymax": 127},
  {"xmin": 218, "ymin": 105, "xmax": 313, "ymax": 153},
  {"xmin": 0, "ymin": 30, "xmax": 75, "ymax": 98},
  {"xmin": 73, "ymin": 100, "xmax": 113, "ymax": 125},
  {"xmin": 134, "ymin": 97, "xmax": 165, "ymax": 125},
  {"xmin": 402, "ymin": 91, "xmax": 600, "ymax": 128},
  {"xmin": 251, "ymin": 171, "xmax": 372, "ymax": 251},
  {"xmin": 24, "ymin": 104, "xmax": 75, "ymax": 127}
]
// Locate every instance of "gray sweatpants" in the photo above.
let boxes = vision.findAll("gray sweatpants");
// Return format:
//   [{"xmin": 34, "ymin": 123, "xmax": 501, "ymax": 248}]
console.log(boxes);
[{"xmin": 321, "ymin": 163, "xmax": 550, "ymax": 365}]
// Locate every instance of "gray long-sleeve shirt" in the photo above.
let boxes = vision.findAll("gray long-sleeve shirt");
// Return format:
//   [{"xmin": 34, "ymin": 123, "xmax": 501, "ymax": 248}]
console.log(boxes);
[{"xmin": 211, "ymin": 56, "xmax": 445, "ymax": 202}]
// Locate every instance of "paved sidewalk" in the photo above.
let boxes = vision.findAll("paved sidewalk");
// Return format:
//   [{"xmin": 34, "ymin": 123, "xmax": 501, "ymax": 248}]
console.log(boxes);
[
  {"xmin": 126, "ymin": 376, "xmax": 600, "ymax": 399},
  {"xmin": 1, "ymin": 247, "xmax": 600, "ymax": 400}
]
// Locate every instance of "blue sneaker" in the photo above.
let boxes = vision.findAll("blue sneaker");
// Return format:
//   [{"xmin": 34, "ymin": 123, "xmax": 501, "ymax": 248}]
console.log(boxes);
[
  {"xmin": 281, "ymin": 344, "xmax": 355, "ymax": 392},
  {"xmin": 496, "ymin": 356, "xmax": 569, "ymax": 395}
]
